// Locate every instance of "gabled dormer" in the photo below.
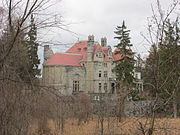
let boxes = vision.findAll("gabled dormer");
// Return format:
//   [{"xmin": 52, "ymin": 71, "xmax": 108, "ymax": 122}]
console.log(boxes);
[{"xmin": 94, "ymin": 47, "xmax": 104, "ymax": 61}]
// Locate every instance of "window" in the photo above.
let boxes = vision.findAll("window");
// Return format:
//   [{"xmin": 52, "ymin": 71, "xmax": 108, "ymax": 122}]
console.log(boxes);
[
  {"xmin": 98, "ymin": 52, "xmax": 102, "ymax": 58},
  {"xmin": 77, "ymin": 48, "xmax": 81, "ymax": 51},
  {"xmin": 111, "ymin": 83, "xmax": 115, "ymax": 94},
  {"xmin": 104, "ymin": 83, "xmax": 107, "ymax": 92},
  {"xmin": 104, "ymin": 63, "xmax": 107, "ymax": 67},
  {"xmin": 134, "ymin": 72, "xmax": 141, "ymax": 80},
  {"xmin": 104, "ymin": 71, "xmax": 107, "ymax": 78},
  {"xmin": 97, "ymin": 96, "xmax": 100, "ymax": 101},
  {"xmin": 73, "ymin": 81, "xmax": 79, "ymax": 92},
  {"xmin": 99, "ymin": 83, "xmax": 101, "ymax": 91},
  {"xmin": 99, "ymin": 71, "xmax": 101, "ymax": 77},
  {"xmin": 94, "ymin": 96, "xmax": 100, "ymax": 101},
  {"xmin": 135, "ymin": 73, "xmax": 138, "ymax": 79}
]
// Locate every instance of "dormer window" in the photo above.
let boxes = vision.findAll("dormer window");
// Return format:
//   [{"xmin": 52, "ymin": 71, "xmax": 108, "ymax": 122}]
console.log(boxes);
[
  {"xmin": 98, "ymin": 52, "xmax": 102, "ymax": 58},
  {"xmin": 104, "ymin": 63, "xmax": 107, "ymax": 67},
  {"xmin": 104, "ymin": 71, "xmax": 107, "ymax": 77},
  {"xmin": 77, "ymin": 48, "xmax": 81, "ymax": 51}
]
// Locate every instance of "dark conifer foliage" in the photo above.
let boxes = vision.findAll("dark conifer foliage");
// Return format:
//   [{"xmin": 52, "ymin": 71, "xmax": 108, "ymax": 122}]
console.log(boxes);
[
  {"xmin": 26, "ymin": 14, "xmax": 40, "ymax": 82},
  {"xmin": 114, "ymin": 21, "xmax": 135, "ymax": 85}
]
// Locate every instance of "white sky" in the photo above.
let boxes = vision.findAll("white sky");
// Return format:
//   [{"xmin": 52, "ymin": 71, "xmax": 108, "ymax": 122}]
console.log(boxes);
[{"xmin": 38, "ymin": 0, "xmax": 179, "ymax": 59}]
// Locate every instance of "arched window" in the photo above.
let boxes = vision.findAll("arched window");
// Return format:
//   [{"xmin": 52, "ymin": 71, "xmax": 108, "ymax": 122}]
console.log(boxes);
[
  {"xmin": 73, "ymin": 74, "xmax": 80, "ymax": 92},
  {"xmin": 73, "ymin": 81, "xmax": 79, "ymax": 92}
]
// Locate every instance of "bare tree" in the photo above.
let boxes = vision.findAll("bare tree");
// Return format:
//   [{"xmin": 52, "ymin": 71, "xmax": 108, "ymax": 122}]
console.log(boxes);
[
  {"xmin": 139, "ymin": 0, "xmax": 179, "ymax": 135},
  {"xmin": 0, "ymin": 0, "xmax": 69, "ymax": 135}
]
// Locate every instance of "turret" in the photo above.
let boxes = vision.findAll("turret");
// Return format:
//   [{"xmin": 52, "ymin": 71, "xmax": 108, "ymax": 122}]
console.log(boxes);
[
  {"xmin": 44, "ymin": 45, "xmax": 53, "ymax": 63},
  {"xmin": 87, "ymin": 35, "xmax": 94, "ymax": 61}
]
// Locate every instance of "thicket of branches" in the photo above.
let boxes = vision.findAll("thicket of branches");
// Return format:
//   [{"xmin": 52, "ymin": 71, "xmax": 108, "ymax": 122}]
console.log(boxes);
[
  {"xmin": 0, "ymin": 0, "xmax": 179, "ymax": 135},
  {"xmin": 0, "ymin": 0, "xmax": 93, "ymax": 135}
]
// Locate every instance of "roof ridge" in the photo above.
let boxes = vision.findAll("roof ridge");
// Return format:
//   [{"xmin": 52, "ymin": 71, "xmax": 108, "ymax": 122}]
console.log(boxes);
[{"xmin": 56, "ymin": 52, "xmax": 82, "ymax": 56}]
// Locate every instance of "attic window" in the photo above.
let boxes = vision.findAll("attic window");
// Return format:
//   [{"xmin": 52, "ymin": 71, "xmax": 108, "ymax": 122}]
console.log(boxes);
[{"xmin": 77, "ymin": 48, "xmax": 81, "ymax": 51}]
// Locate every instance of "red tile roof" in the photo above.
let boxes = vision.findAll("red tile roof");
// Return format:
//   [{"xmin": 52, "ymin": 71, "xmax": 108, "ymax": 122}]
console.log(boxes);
[
  {"xmin": 44, "ymin": 41, "xmax": 122, "ymax": 66},
  {"xmin": 112, "ymin": 49, "xmax": 123, "ymax": 61},
  {"xmin": 66, "ymin": 41, "xmax": 88, "ymax": 62},
  {"xmin": 45, "ymin": 53, "xmax": 82, "ymax": 66}
]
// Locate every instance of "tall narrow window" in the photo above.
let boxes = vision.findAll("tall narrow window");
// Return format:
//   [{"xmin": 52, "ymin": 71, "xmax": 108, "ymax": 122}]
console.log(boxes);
[
  {"xmin": 111, "ymin": 83, "xmax": 115, "ymax": 94},
  {"xmin": 104, "ymin": 71, "xmax": 107, "ymax": 78},
  {"xmin": 73, "ymin": 81, "xmax": 79, "ymax": 92},
  {"xmin": 99, "ymin": 71, "xmax": 101, "ymax": 77},
  {"xmin": 98, "ymin": 52, "xmax": 102, "ymax": 58},
  {"xmin": 104, "ymin": 63, "xmax": 107, "ymax": 67},
  {"xmin": 104, "ymin": 83, "xmax": 107, "ymax": 92},
  {"xmin": 99, "ymin": 83, "xmax": 101, "ymax": 91}
]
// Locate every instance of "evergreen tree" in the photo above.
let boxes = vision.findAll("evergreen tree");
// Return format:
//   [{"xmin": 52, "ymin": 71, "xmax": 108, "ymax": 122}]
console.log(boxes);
[
  {"xmin": 0, "ymin": 24, "xmax": 31, "ymax": 82},
  {"xmin": 114, "ymin": 21, "xmax": 135, "ymax": 85},
  {"xmin": 26, "ymin": 14, "xmax": 40, "ymax": 82},
  {"xmin": 143, "ymin": 45, "xmax": 158, "ymax": 96},
  {"xmin": 143, "ymin": 19, "xmax": 180, "ymax": 117},
  {"xmin": 159, "ymin": 19, "xmax": 180, "ymax": 117},
  {"xmin": 158, "ymin": 19, "xmax": 179, "ymax": 97}
]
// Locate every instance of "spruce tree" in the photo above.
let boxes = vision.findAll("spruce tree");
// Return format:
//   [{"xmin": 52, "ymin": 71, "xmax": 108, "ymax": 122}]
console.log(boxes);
[
  {"xmin": 159, "ymin": 19, "xmax": 180, "ymax": 117},
  {"xmin": 114, "ymin": 21, "xmax": 135, "ymax": 86},
  {"xmin": 158, "ymin": 19, "xmax": 179, "ymax": 95},
  {"xmin": 26, "ymin": 14, "xmax": 40, "ymax": 82},
  {"xmin": 143, "ymin": 19, "xmax": 180, "ymax": 117}
]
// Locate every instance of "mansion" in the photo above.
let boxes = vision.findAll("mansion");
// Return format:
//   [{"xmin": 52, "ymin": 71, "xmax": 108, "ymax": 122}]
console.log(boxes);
[{"xmin": 42, "ymin": 35, "xmax": 123, "ymax": 95}]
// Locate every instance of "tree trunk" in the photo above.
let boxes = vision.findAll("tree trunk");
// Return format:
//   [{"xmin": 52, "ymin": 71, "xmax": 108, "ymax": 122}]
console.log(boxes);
[
  {"xmin": 173, "ymin": 101, "xmax": 177, "ymax": 118},
  {"xmin": 100, "ymin": 117, "xmax": 104, "ymax": 135},
  {"xmin": 61, "ymin": 115, "xmax": 65, "ymax": 133}
]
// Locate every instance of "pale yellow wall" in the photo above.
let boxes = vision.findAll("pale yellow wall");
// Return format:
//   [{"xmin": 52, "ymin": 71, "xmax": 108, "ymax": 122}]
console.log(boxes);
[
  {"xmin": 42, "ymin": 46, "xmax": 116, "ymax": 95},
  {"xmin": 43, "ymin": 65, "xmax": 87, "ymax": 95},
  {"xmin": 83, "ymin": 60, "xmax": 116, "ymax": 94},
  {"xmin": 43, "ymin": 66, "xmax": 67, "ymax": 94},
  {"xmin": 84, "ymin": 62, "xmax": 95, "ymax": 93},
  {"xmin": 65, "ymin": 66, "xmax": 86, "ymax": 94},
  {"xmin": 93, "ymin": 61, "xmax": 115, "ymax": 93}
]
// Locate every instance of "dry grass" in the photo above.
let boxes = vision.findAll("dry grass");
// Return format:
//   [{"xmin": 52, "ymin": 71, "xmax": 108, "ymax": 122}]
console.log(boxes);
[{"xmin": 31, "ymin": 117, "xmax": 180, "ymax": 135}]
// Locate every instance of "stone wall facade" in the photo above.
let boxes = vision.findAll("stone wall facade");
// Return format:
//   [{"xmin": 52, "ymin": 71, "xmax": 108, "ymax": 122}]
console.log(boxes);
[
  {"xmin": 43, "ymin": 60, "xmax": 116, "ymax": 95},
  {"xmin": 42, "ymin": 36, "xmax": 117, "ymax": 95}
]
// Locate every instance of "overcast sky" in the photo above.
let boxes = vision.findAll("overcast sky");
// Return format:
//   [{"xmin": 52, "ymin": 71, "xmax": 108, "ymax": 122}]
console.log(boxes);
[{"xmin": 38, "ymin": 0, "xmax": 179, "ymax": 59}]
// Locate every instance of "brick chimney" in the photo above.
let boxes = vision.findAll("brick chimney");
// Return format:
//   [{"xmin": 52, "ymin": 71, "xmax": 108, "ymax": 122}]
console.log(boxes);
[
  {"xmin": 101, "ymin": 37, "xmax": 107, "ymax": 47},
  {"xmin": 44, "ymin": 45, "xmax": 53, "ymax": 63}
]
